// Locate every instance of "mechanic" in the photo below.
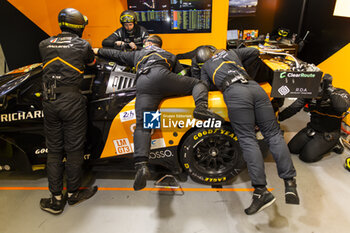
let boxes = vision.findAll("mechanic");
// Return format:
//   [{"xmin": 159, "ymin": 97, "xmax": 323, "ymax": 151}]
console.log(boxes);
[
  {"xmin": 279, "ymin": 74, "xmax": 350, "ymax": 163},
  {"xmin": 39, "ymin": 8, "xmax": 98, "ymax": 215},
  {"xmin": 176, "ymin": 45, "xmax": 217, "ymax": 79},
  {"xmin": 102, "ymin": 10, "xmax": 149, "ymax": 51},
  {"xmin": 95, "ymin": 35, "xmax": 224, "ymax": 191},
  {"xmin": 197, "ymin": 46, "xmax": 299, "ymax": 215}
]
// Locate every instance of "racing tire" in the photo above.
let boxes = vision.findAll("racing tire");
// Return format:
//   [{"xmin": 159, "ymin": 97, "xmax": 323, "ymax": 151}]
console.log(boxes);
[{"xmin": 180, "ymin": 127, "xmax": 245, "ymax": 185}]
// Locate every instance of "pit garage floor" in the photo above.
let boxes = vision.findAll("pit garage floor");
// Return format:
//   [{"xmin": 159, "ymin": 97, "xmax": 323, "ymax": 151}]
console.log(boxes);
[{"xmin": 1, "ymin": 100, "xmax": 350, "ymax": 233}]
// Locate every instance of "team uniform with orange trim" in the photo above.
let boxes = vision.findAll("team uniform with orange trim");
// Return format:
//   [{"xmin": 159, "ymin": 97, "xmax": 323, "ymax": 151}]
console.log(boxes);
[
  {"xmin": 200, "ymin": 48, "xmax": 296, "ymax": 187},
  {"xmin": 279, "ymin": 87, "xmax": 350, "ymax": 163},
  {"xmin": 98, "ymin": 45, "xmax": 211, "ymax": 163},
  {"xmin": 39, "ymin": 31, "xmax": 95, "ymax": 195}
]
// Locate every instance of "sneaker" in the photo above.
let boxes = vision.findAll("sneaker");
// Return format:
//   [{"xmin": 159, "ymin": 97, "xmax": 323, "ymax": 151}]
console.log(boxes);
[
  {"xmin": 244, "ymin": 188, "xmax": 276, "ymax": 215},
  {"xmin": 193, "ymin": 103, "xmax": 225, "ymax": 123},
  {"xmin": 40, "ymin": 195, "xmax": 66, "ymax": 215},
  {"xmin": 133, "ymin": 162, "xmax": 150, "ymax": 191},
  {"xmin": 67, "ymin": 186, "xmax": 98, "ymax": 206},
  {"xmin": 285, "ymin": 178, "xmax": 300, "ymax": 205}
]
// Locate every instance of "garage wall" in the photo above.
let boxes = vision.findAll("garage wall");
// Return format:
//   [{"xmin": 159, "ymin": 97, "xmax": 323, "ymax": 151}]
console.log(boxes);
[
  {"xmin": 274, "ymin": 0, "xmax": 350, "ymax": 65},
  {"xmin": 5, "ymin": 0, "xmax": 229, "ymax": 60}
]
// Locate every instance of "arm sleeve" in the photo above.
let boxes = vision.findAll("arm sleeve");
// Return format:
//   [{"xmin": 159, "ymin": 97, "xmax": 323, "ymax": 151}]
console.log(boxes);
[
  {"xmin": 98, "ymin": 48, "xmax": 136, "ymax": 67},
  {"xmin": 102, "ymin": 31, "xmax": 121, "ymax": 48},
  {"xmin": 278, "ymin": 98, "xmax": 306, "ymax": 121},
  {"xmin": 330, "ymin": 88, "xmax": 350, "ymax": 113},
  {"xmin": 83, "ymin": 43, "xmax": 95, "ymax": 64},
  {"xmin": 191, "ymin": 58, "xmax": 201, "ymax": 79},
  {"xmin": 200, "ymin": 68, "xmax": 211, "ymax": 89},
  {"xmin": 234, "ymin": 47, "xmax": 260, "ymax": 67},
  {"xmin": 173, "ymin": 60, "xmax": 185, "ymax": 74},
  {"xmin": 136, "ymin": 28, "xmax": 149, "ymax": 50}
]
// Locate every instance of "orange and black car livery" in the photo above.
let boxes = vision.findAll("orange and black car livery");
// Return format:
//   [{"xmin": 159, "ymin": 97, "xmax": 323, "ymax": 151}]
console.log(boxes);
[{"xmin": 0, "ymin": 60, "xmax": 272, "ymax": 184}]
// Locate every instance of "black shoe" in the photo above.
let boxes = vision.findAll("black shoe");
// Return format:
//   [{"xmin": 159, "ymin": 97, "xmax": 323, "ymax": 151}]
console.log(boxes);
[
  {"xmin": 244, "ymin": 188, "xmax": 276, "ymax": 215},
  {"xmin": 40, "ymin": 195, "xmax": 66, "ymax": 215},
  {"xmin": 193, "ymin": 103, "xmax": 225, "ymax": 123},
  {"xmin": 133, "ymin": 162, "xmax": 150, "ymax": 191},
  {"xmin": 67, "ymin": 186, "xmax": 98, "ymax": 206},
  {"xmin": 332, "ymin": 140, "xmax": 344, "ymax": 154},
  {"xmin": 285, "ymin": 178, "xmax": 300, "ymax": 205}
]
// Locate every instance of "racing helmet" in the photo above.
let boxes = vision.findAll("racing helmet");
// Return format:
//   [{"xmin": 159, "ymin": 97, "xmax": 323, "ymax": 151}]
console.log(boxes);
[
  {"xmin": 120, "ymin": 10, "xmax": 137, "ymax": 24},
  {"xmin": 58, "ymin": 8, "xmax": 88, "ymax": 37},
  {"xmin": 196, "ymin": 46, "xmax": 215, "ymax": 65}
]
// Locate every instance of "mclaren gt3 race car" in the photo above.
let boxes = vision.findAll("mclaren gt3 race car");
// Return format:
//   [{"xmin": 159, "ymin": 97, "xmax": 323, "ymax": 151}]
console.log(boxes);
[{"xmin": 0, "ymin": 60, "xmax": 272, "ymax": 185}]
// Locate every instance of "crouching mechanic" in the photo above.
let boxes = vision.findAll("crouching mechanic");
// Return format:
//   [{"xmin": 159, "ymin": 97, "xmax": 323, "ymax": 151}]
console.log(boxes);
[
  {"xmin": 39, "ymin": 8, "xmax": 98, "ymax": 215},
  {"xmin": 95, "ymin": 35, "xmax": 224, "ymax": 191},
  {"xmin": 197, "ymin": 47, "xmax": 299, "ymax": 215},
  {"xmin": 279, "ymin": 74, "xmax": 350, "ymax": 163}
]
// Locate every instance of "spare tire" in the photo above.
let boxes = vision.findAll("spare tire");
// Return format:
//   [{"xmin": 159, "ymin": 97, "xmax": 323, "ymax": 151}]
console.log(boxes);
[{"xmin": 180, "ymin": 127, "xmax": 245, "ymax": 185}]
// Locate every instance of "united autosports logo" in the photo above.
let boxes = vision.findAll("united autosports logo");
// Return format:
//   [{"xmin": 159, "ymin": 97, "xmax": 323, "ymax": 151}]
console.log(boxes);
[
  {"xmin": 143, "ymin": 110, "xmax": 161, "ymax": 129},
  {"xmin": 278, "ymin": 85, "xmax": 290, "ymax": 96}
]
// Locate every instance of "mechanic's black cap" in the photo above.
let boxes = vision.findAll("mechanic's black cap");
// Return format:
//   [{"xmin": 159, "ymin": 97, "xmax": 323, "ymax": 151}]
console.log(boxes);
[
  {"xmin": 120, "ymin": 10, "xmax": 137, "ymax": 24},
  {"xmin": 58, "ymin": 8, "xmax": 88, "ymax": 37},
  {"xmin": 196, "ymin": 46, "xmax": 215, "ymax": 64},
  {"xmin": 145, "ymin": 35, "xmax": 162, "ymax": 48}
]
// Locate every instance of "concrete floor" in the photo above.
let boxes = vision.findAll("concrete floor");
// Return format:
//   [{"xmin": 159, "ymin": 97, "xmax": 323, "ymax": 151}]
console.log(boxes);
[{"xmin": 1, "ymin": 100, "xmax": 350, "ymax": 233}]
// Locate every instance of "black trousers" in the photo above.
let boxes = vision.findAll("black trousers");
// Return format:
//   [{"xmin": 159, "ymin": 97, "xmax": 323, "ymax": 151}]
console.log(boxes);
[
  {"xmin": 223, "ymin": 81, "xmax": 296, "ymax": 186},
  {"xmin": 133, "ymin": 67, "xmax": 207, "ymax": 162},
  {"xmin": 288, "ymin": 127, "xmax": 340, "ymax": 163},
  {"xmin": 43, "ymin": 92, "xmax": 87, "ymax": 194}
]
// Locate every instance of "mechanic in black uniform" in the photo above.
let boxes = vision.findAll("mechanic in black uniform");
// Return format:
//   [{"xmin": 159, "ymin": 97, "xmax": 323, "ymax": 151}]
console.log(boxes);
[
  {"xmin": 95, "ymin": 35, "xmax": 224, "ymax": 191},
  {"xmin": 279, "ymin": 74, "xmax": 350, "ymax": 163},
  {"xmin": 176, "ymin": 45, "xmax": 217, "ymax": 79},
  {"xmin": 102, "ymin": 10, "xmax": 149, "ymax": 51},
  {"xmin": 197, "ymin": 47, "xmax": 299, "ymax": 215},
  {"xmin": 39, "ymin": 8, "xmax": 98, "ymax": 215}
]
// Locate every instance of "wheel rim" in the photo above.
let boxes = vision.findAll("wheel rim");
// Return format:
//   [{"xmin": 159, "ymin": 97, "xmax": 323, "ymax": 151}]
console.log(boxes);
[{"xmin": 192, "ymin": 135, "xmax": 239, "ymax": 175}]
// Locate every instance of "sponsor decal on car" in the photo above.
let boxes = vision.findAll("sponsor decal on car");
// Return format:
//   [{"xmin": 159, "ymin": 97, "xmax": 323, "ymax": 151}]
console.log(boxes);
[
  {"xmin": 120, "ymin": 109, "xmax": 136, "ymax": 122},
  {"xmin": 0, "ymin": 110, "xmax": 44, "ymax": 122},
  {"xmin": 149, "ymin": 149, "xmax": 174, "ymax": 160},
  {"xmin": 113, "ymin": 138, "xmax": 132, "ymax": 155},
  {"xmin": 150, "ymin": 138, "xmax": 166, "ymax": 149},
  {"xmin": 193, "ymin": 129, "xmax": 238, "ymax": 141}
]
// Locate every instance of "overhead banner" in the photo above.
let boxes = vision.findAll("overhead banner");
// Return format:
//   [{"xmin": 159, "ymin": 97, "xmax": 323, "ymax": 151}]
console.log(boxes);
[{"xmin": 271, "ymin": 71, "xmax": 323, "ymax": 98}]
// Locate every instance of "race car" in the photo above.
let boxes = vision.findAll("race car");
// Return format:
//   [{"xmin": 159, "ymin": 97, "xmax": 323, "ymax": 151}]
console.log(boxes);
[{"xmin": 0, "ymin": 60, "xmax": 272, "ymax": 185}]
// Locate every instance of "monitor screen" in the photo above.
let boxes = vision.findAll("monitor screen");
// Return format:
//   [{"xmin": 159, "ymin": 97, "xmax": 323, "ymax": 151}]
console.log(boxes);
[
  {"xmin": 333, "ymin": 0, "xmax": 350, "ymax": 18},
  {"xmin": 243, "ymin": 29, "xmax": 258, "ymax": 40},
  {"xmin": 127, "ymin": 0, "xmax": 212, "ymax": 33},
  {"xmin": 229, "ymin": 0, "xmax": 258, "ymax": 17},
  {"xmin": 227, "ymin": 29, "xmax": 239, "ymax": 40}
]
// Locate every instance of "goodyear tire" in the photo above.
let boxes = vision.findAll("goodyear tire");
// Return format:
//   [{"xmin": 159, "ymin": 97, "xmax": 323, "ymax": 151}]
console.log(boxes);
[{"xmin": 180, "ymin": 127, "xmax": 245, "ymax": 185}]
